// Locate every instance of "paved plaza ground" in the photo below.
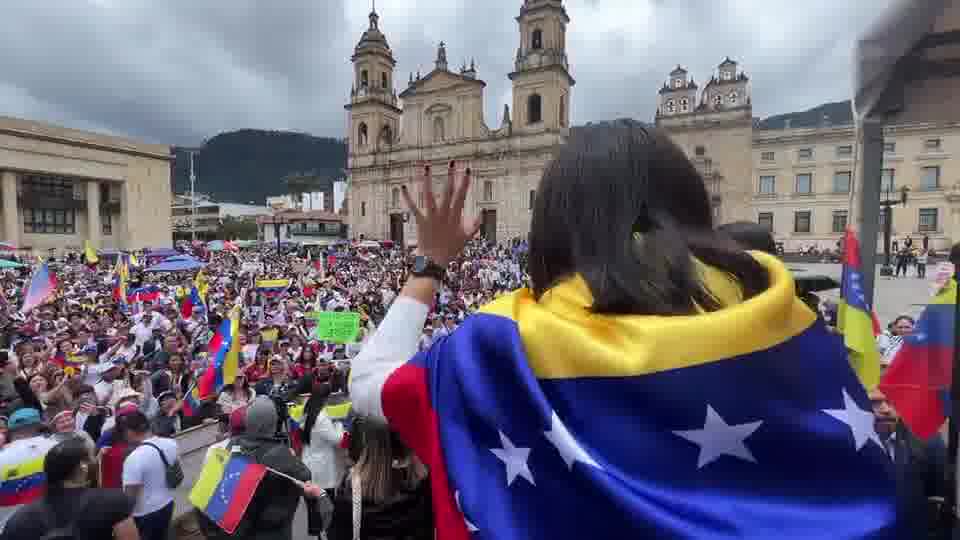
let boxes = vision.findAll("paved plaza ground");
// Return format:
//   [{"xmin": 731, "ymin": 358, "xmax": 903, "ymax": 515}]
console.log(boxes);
[{"xmin": 791, "ymin": 262, "xmax": 939, "ymax": 326}]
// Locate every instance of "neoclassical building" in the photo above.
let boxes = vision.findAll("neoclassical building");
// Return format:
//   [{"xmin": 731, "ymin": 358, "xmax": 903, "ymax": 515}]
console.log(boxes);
[
  {"xmin": 344, "ymin": 0, "xmax": 573, "ymax": 245},
  {"xmin": 656, "ymin": 61, "xmax": 960, "ymax": 253},
  {"xmin": 0, "ymin": 115, "xmax": 172, "ymax": 252}
]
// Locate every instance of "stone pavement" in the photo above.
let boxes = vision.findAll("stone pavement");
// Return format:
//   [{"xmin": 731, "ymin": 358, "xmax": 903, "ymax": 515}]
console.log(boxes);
[{"xmin": 791, "ymin": 262, "xmax": 938, "ymax": 325}]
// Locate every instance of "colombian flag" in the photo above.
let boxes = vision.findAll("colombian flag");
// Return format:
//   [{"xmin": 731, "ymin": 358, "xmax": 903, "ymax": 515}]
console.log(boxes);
[
  {"xmin": 879, "ymin": 278, "xmax": 957, "ymax": 439},
  {"xmin": 0, "ymin": 437, "xmax": 57, "ymax": 506},
  {"xmin": 836, "ymin": 228, "xmax": 881, "ymax": 390},
  {"xmin": 21, "ymin": 263, "xmax": 57, "ymax": 314},
  {"xmin": 351, "ymin": 252, "xmax": 899, "ymax": 539},
  {"xmin": 189, "ymin": 448, "xmax": 267, "ymax": 534}
]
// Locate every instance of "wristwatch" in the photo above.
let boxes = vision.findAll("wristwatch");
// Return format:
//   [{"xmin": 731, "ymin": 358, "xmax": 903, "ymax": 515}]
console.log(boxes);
[{"xmin": 410, "ymin": 255, "xmax": 446, "ymax": 281}]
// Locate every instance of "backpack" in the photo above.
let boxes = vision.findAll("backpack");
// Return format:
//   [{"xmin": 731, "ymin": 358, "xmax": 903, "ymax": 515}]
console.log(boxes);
[{"xmin": 143, "ymin": 441, "xmax": 184, "ymax": 489}]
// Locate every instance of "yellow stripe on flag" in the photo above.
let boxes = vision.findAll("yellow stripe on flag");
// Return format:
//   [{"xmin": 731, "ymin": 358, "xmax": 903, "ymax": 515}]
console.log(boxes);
[
  {"xmin": 1, "ymin": 455, "xmax": 45, "ymax": 481},
  {"xmin": 837, "ymin": 301, "xmax": 880, "ymax": 391},
  {"xmin": 324, "ymin": 401, "xmax": 352, "ymax": 420},
  {"xmin": 189, "ymin": 447, "xmax": 229, "ymax": 509}
]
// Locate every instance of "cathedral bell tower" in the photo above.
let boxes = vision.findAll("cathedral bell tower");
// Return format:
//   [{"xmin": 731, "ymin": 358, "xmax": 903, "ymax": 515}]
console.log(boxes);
[
  {"xmin": 345, "ymin": 7, "xmax": 401, "ymax": 157},
  {"xmin": 509, "ymin": 0, "xmax": 575, "ymax": 134}
]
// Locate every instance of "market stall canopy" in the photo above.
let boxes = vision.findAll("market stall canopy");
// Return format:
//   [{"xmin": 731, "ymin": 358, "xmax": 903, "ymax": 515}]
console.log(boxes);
[
  {"xmin": 145, "ymin": 248, "xmax": 180, "ymax": 258},
  {"xmin": 145, "ymin": 255, "xmax": 206, "ymax": 272},
  {"xmin": 0, "ymin": 242, "xmax": 17, "ymax": 251},
  {"xmin": 854, "ymin": 0, "xmax": 954, "ymax": 119}
]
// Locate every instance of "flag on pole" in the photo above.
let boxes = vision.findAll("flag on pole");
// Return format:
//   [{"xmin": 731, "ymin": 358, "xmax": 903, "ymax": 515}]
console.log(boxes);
[
  {"xmin": 197, "ymin": 313, "xmax": 237, "ymax": 399},
  {"xmin": 836, "ymin": 228, "xmax": 881, "ymax": 390},
  {"xmin": 21, "ymin": 263, "xmax": 57, "ymax": 314},
  {"xmin": 83, "ymin": 240, "xmax": 99, "ymax": 268},
  {"xmin": 879, "ymin": 278, "xmax": 957, "ymax": 439}
]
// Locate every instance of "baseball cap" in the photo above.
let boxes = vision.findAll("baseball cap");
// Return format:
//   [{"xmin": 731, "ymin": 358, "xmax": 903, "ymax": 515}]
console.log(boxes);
[{"xmin": 8, "ymin": 407, "xmax": 42, "ymax": 430}]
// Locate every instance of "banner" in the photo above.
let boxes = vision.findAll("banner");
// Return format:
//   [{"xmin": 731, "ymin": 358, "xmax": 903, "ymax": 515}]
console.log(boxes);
[{"xmin": 309, "ymin": 311, "xmax": 361, "ymax": 344}]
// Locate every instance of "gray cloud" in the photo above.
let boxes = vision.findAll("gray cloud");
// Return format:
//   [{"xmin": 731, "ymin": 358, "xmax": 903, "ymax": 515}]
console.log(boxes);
[{"xmin": 0, "ymin": 0, "xmax": 898, "ymax": 145}]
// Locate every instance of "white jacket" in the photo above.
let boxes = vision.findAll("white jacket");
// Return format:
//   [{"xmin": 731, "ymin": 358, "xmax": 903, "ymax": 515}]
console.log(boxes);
[{"xmin": 302, "ymin": 412, "xmax": 345, "ymax": 489}]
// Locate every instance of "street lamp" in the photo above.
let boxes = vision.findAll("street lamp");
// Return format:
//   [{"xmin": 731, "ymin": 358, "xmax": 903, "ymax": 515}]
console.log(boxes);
[{"xmin": 879, "ymin": 185, "xmax": 910, "ymax": 277}]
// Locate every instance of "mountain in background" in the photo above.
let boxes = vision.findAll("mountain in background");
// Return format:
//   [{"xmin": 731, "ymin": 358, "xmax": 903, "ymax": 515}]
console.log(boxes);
[
  {"xmin": 756, "ymin": 100, "xmax": 854, "ymax": 130},
  {"xmin": 171, "ymin": 129, "xmax": 347, "ymax": 204}
]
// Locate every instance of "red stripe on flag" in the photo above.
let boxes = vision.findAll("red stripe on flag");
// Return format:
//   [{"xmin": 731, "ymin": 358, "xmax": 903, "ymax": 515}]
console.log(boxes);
[
  {"xmin": 0, "ymin": 482, "xmax": 45, "ymax": 507},
  {"xmin": 220, "ymin": 464, "xmax": 268, "ymax": 534}
]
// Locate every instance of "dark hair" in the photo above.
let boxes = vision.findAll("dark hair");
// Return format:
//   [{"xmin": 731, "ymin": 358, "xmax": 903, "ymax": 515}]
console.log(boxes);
[
  {"xmin": 116, "ymin": 411, "xmax": 150, "ymax": 434},
  {"xmin": 44, "ymin": 438, "xmax": 91, "ymax": 494},
  {"xmin": 717, "ymin": 221, "xmax": 777, "ymax": 256},
  {"xmin": 528, "ymin": 126, "xmax": 768, "ymax": 315},
  {"xmin": 892, "ymin": 315, "xmax": 915, "ymax": 326},
  {"xmin": 301, "ymin": 383, "xmax": 332, "ymax": 446}
]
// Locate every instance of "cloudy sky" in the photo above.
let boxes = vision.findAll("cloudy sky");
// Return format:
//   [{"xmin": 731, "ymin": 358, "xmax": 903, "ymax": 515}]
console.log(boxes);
[{"xmin": 0, "ymin": 0, "xmax": 899, "ymax": 146}]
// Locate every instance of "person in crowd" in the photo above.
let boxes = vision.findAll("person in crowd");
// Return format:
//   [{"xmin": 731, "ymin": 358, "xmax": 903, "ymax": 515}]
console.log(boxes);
[
  {"xmin": 1, "ymin": 437, "xmax": 139, "ymax": 540},
  {"xmin": 327, "ymin": 418, "xmax": 432, "ymax": 540},
  {"xmin": 149, "ymin": 390, "xmax": 181, "ymax": 437},
  {"xmin": 217, "ymin": 372, "xmax": 255, "ymax": 415},
  {"xmin": 351, "ymin": 132, "xmax": 899, "ymax": 537},
  {"xmin": 869, "ymin": 388, "xmax": 946, "ymax": 537},
  {"xmin": 302, "ymin": 383, "xmax": 344, "ymax": 500},
  {"xmin": 0, "ymin": 407, "xmax": 57, "ymax": 530},
  {"xmin": 198, "ymin": 396, "xmax": 312, "ymax": 540},
  {"xmin": 916, "ymin": 249, "xmax": 928, "ymax": 278},
  {"xmin": 120, "ymin": 411, "xmax": 178, "ymax": 540},
  {"xmin": 878, "ymin": 315, "xmax": 915, "ymax": 367}
]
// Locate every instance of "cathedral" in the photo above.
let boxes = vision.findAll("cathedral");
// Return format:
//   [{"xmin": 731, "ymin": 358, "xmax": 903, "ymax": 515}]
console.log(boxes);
[{"xmin": 344, "ymin": 0, "xmax": 574, "ymax": 245}]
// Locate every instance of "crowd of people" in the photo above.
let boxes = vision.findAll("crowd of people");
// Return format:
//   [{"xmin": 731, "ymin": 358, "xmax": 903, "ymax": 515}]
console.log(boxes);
[{"xmin": 0, "ymin": 125, "xmax": 943, "ymax": 539}]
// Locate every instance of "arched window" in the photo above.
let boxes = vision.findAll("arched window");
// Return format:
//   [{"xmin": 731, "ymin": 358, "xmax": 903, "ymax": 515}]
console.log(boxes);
[
  {"xmin": 559, "ymin": 95, "xmax": 566, "ymax": 127},
  {"xmin": 360, "ymin": 70, "xmax": 369, "ymax": 88},
  {"xmin": 527, "ymin": 94, "xmax": 542, "ymax": 125},
  {"xmin": 381, "ymin": 72, "xmax": 388, "ymax": 89},
  {"xmin": 532, "ymin": 29, "xmax": 543, "ymax": 50},
  {"xmin": 665, "ymin": 99, "xmax": 675, "ymax": 113},
  {"xmin": 358, "ymin": 123, "xmax": 368, "ymax": 146},
  {"xmin": 391, "ymin": 187, "xmax": 400, "ymax": 208},
  {"xmin": 679, "ymin": 97, "xmax": 689, "ymax": 112},
  {"xmin": 433, "ymin": 117, "xmax": 445, "ymax": 142},
  {"xmin": 380, "ymin": 125, "xmax": 393, "ymax": 145}
]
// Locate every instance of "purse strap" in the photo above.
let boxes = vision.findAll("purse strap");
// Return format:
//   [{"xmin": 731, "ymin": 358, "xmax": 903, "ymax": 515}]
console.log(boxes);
[
  {"xmin": 143, "ymin": 441, "xmax": 171, "ymax": 468},
  {"xmin": 351, "ymin": 470, "xmax": 362, "ymax": 540}
]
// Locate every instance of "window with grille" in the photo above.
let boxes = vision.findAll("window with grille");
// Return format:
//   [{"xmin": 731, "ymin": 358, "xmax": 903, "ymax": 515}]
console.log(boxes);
[
  {"xmin": 832, "ymin": 210, "xmax": 848, "ymax": 233},
  {"xmin": 758, "ymin": 176, "xmax": 775, "ymax": 195},
  {"xmin": 919, "ymin": 208, "xmax": 939, "ymax": 232},
  {"xmin": 23, "ymin": 209, "xmax": 76, "ymax": 234},
  {"xmin": 102, "ymin": 212, "xmax": 112, "ymax": 235},
  {"xmin": 760, "ymin": 151, "xmax": 775, "ymax": 161}
]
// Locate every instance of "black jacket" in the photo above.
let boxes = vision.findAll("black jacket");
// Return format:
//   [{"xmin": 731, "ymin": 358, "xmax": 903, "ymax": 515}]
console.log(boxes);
[
  {"xmin": 199, "ymin": 434, "xmax": 311, "ymax": 540},
  {"xmin": 328, "ymin": 476, "xmax": 433, "ymax": 540}
]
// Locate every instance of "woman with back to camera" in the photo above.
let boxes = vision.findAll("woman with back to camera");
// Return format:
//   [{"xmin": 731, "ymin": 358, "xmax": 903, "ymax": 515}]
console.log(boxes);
[
  {"xmin": 1, "ymin": 437, "xmax": 139, "ymax": 540},
  {"xmin": 350, "ymin": 126, "xmax": 901, "ymax": 538}
]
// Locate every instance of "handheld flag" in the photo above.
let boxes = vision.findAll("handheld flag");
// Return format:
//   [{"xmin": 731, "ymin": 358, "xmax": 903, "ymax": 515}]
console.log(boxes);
[
  {"xmin": 189, "ymin": 448, "xmax": 267, "ymax": 534},
  {"xmin": 183, "ymin": 383, "xmax": 203, "ymax": 417},
  {"xmin": 0, "ymin": 436, "xmax": 57, "ymax": 506},
  {"xmin": 197, "ymin": 315, "xmax": 236, "ymax": 399},
  {"xmin": 353, "ymin": 253, "xmax": 898, "ymax": 539},
  {"xmin": 837, "ymin": 228, "xmax": 881, "ymax": 390},
  {"xmin": 194, "ymin": 270, "xmax": 210, "ymax": 304},
  {"xmin": 21, "ymin": 263, "xmax": 57, "ymax": 314},
  {"xmin": 879, "ymin": 278, "xmax": 957, "ymax": 439},
  {"xmin": 181, "ymin": 286, "xmax": 204, "ymax": 319}
]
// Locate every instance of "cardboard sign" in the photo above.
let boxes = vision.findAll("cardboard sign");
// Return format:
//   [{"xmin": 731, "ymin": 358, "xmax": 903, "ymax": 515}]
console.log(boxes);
[{"xmin": 309, "ymin": 311, "xmax": 361, "ymax": 344}]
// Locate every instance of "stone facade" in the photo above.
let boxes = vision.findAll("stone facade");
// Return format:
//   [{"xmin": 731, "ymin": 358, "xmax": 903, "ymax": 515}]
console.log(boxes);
[
  {"xmin": 344, "ymin": 0, "xmax": 573, "ymax": 245},
  {"xmin": 656, "ymin": 61, "xmax": 960, "ymax": 253},
  {"xmin": 0, "ymin": 115, "xmax": 172, "ymax": 252}
]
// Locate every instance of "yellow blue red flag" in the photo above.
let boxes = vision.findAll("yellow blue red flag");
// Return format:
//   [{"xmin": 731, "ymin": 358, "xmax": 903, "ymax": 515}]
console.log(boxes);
[
  {"xmin": 837, "ymin": 228, "xmax": 881, "ymax": 390},
  {"xmin": 354, "ymin": 252, "xmax": 898, "ymax": 539}
]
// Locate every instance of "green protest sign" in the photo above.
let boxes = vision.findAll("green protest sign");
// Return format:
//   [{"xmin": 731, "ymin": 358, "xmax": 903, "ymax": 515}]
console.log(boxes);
[{"xmin": 309, "ymin": 311, "xmax": 361, "ymax": 344}]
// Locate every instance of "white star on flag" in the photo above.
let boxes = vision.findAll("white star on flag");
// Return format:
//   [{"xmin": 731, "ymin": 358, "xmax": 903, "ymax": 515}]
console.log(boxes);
[
  {"xmin": 673, "ymin": 404, "xmax": 763, "ymax": 469},
  {"xmin": 544, "ymin": 411, "xmax": 603, "ymax": 471},
  {"xmin": 490, "ymin": 431, "xmax": 535, "ymax": 486},
  {"xmin": 823, "ymin": 388, "xmax": 882, "ymax": 451},
  {"xmin": 455, "ymin": 490, "xmax": 479, "ymax": 533}
]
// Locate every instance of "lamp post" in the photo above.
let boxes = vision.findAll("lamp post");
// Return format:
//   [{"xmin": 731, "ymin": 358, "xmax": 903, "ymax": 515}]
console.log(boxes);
[{"xmin": 878, "ymin": 185, "xmax": 910, "ymax": 277}]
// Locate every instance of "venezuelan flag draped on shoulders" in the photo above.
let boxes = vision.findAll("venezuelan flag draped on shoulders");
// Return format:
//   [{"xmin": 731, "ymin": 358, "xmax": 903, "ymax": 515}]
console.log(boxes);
[
  {"xmin": 837, "ymin": 228, "xmax": 882, "ymax": 390},
  {"xmin": 879, "ymin": 276, "xmax": 957, "ymax": 440},
  {"xmin": 353, "ymin": 252, "xmax": 899, "ymax": 540}
]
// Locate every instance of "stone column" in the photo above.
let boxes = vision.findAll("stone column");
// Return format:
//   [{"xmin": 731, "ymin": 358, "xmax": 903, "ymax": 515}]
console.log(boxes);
[
  {"xmin": 1, "ymin": 171, "xmax": 19, "ymax": 246},
  {"xmin": 86, "ymin": 180, "xmax": 101, "ymax": 248}
]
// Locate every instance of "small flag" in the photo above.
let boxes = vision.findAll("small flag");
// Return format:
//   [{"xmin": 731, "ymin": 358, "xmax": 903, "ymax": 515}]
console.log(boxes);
[
  {"xmin": 21, "ymin": 263, "xmax": 57, "ymax": 314},
  {"xmin": 181, "ymin": 286, "xmax": 204, "ymax": 319},
  {"xmin": 83, "ymin": 240, "xmax": 99, "ymax": 267},
  {"xmin": 837, "ymin": 228, "xmax": 881, "ymax": 390},
  {"xmin": 189, "ymin": 448, "xmax": 267, "ymax": 534},
  {"xmin": 879, "ymin": 278, "xmax": 957, "ymax": 439}
]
